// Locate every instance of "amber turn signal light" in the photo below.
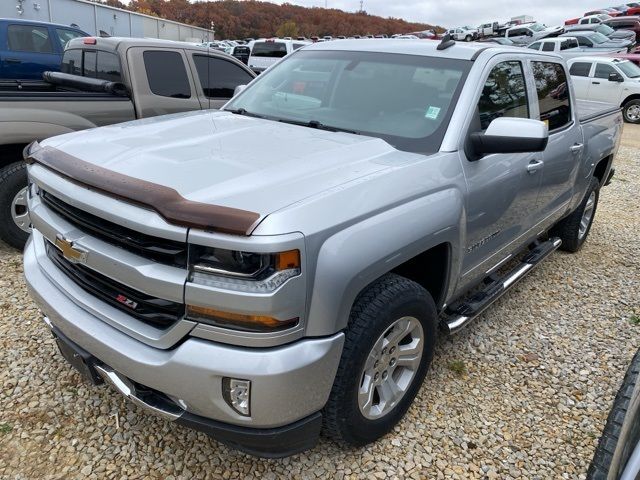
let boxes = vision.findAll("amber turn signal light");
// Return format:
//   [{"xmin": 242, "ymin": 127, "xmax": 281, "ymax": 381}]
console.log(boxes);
[{"xmin": 187, "ymin": 305, "xmax": 298, "ymax": 332}]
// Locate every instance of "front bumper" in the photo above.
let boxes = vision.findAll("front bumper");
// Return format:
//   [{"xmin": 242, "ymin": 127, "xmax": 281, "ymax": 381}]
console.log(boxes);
[{"xmin": 24, "ymin": 234, "xmax": 344, "ymax": 454}]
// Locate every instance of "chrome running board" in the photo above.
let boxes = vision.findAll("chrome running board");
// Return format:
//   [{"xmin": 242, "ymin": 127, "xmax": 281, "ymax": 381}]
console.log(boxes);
[{"xmin": 441, "ymin": 237, "xmax": 562, "ymax": 334}]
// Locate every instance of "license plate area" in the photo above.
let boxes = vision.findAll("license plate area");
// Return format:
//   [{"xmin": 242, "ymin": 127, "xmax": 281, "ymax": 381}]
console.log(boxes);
[{"xmin": 52, "ymin": 327, "xmax": 103, "ymax": 386}]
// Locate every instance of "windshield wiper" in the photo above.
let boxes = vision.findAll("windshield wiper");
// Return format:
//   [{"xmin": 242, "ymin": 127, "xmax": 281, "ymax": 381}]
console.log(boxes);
[
  {"xmin": 277, "ymin": 118, "xmax": 359, "ymax": 135},
  {"xmin": 224, "ymin": 107, "xmax": 265, "ymax": 119}
]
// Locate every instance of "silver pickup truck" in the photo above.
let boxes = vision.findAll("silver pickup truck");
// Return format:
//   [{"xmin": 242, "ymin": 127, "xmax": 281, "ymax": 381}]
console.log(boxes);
[
  {"xmin": 23, "ymin": 39, "xmax": 622, "ymax": 457},
  {"xmin": 0, "ymin": 36, "xmax": 255, "ymax": 249}
]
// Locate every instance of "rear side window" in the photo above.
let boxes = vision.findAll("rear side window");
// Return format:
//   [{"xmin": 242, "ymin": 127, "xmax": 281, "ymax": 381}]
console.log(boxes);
[
  {"xmin": 96, "ymin": 51, "xmax": 121, "ymax": 82},
  {"xmin": 532, "ymin": 61, "xmax": 571, "ymax": 131},
  {"xmin": 542, "ymin": 42, "xmax": 555, "ymax": 51},
  {"xmin": 594, "ymin": 63, "xmax": 616, "ymax": 79},
  {"xmin": 61, "ymin": 49, "xmax": 82, "ymax": 75},
  {"xmin": 55, "ymin": 28, "xmax": 84, "ymax": 49},
  {"xmin": 193, "ymin": 55, "xmax": 253, "ymax": 98},
  {"xmin": 143, "ymin": 51, "xmax": 191, "ymax": 98},
  {"xmin": 477, "ymin": 61, "xmax": 529, "ymax": 130},
  {"xmin": 7, "ymin": 24, "xmax": 53, "ymax": 53},
  {"xmin": 569, "ymin": 62, "xmax": 593, "ymax": 77},
  {"xmin": 251, "ymin": 42, "xmax": 287, "ymax": 58}
]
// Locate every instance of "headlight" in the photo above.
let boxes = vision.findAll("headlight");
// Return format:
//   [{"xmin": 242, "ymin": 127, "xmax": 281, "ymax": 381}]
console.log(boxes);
[{"xmin": 186, "ymin": 246, "xmax": 301, "ymax": 332}]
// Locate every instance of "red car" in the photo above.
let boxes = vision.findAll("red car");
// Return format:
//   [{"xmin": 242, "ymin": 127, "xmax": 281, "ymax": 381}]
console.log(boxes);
[
  {"xmin": 585, "ymin": 8, "xmax": 621, "ymax": 16},
  {"xmin": 610, "ymin": 53, "xmax": 640, "ymax": 66},
  {"xmin": 565, "ymin": 18, "xmax": 580, "ymax": 25}
]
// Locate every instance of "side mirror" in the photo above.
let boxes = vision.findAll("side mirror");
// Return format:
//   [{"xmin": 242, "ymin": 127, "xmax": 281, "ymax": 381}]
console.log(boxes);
[
  {"xmin": 608, "ymin": 72, "xmax": 624, "ymax": 82},
  {"xmin": 470, "ymin": 117, "xmax": 549, "ymax": 158},
  {"xmin": 233, "ymin": 85, "xmax": 247, "ymax": 96}
]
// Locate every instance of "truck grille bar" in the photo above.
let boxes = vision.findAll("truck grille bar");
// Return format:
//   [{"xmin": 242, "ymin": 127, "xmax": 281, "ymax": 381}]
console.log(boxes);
[
  {"xmin": 46, "ymin": 241, "xmax": 184, "ymax": 329},
  {"xmin": 41, "ymin": 190, "xmax": 187, "ymax": 267}
]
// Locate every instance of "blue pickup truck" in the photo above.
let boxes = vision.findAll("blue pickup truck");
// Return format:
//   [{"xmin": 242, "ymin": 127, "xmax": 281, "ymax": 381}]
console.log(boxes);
[{"xmin": 0, "ymin": 18, "xmax": 87, "ymax": 80}]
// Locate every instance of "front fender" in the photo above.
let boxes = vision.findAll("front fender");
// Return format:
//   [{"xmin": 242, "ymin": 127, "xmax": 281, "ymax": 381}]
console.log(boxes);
[{"xmin": 305, "ymin": 188, "xmax": 464, "ymax": 337}]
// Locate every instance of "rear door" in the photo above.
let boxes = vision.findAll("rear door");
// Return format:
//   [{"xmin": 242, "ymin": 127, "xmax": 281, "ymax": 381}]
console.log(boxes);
[
  {"xmin": 588, "ymin": 62, "xmax": 625, "ymax": 103},
  {"xmin": 568, "ymin": 60, "xmax": 594, "ymax": 99},
  {"xmin": 1, "ymin": 23, "xmax": 59, "ymax": 79},
  {"xmin": 127, "ymin": 47, "xmax": 202, "ymax": 117},
  {"xmin": 530, "ymin": 60, "xmax": 584, "ymax": 223}
]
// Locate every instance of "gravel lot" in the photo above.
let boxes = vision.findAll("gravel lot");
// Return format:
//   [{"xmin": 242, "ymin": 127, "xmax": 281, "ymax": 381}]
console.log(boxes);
[{"xmin": 1, "ymin": 126, "xmax": 638, "ymax": 479}]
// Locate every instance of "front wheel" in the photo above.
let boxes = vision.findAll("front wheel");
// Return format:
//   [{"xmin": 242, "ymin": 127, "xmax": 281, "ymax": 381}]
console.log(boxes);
[
  {"xmin": 323, "ymin": 274, "xmax": 438, "ymax": 446},
  {"xmin": 465, "ymin": 35, "xmax": 472, "ymax": 42},
  {"xmin": 622, "ymin": 99, "xmax": 640, "ymax": 124},
  {"xmin": 0, "ymin": 161, "xmax": 30, "ymax": 250}
]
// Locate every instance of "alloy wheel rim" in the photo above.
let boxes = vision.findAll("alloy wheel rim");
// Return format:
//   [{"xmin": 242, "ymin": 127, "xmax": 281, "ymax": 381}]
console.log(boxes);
[
  {"xmin": 626, "ymin": 104, "xmax": 640, "ymax": 122},
  {"xmin": 358, "ymin": 316, "xmax": 424, "ymax": 420},
  {"xmin": 11, "ymin": 186, "xmax": 30, "ymax": 233},
  {"xmin": 578, "ymin": 191, "xmax": 596, "ymax": 240}
]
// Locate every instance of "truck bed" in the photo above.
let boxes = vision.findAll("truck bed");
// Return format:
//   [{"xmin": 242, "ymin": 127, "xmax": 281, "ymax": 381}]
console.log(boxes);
[{"xmin": 577, "ymin": 99, "xmax": 621, "ymax": 123}]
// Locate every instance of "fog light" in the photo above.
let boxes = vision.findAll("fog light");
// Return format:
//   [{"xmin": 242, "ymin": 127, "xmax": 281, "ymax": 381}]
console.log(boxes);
[{"xmin": 222, "ymin": 378, "xmax": 251, "ymax": 416}]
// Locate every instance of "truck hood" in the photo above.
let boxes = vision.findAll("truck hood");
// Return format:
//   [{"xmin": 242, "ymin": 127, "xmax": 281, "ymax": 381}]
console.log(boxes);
[{"xmin": 42, "ymin": 110, "xmax": 401, "ymax": 229}]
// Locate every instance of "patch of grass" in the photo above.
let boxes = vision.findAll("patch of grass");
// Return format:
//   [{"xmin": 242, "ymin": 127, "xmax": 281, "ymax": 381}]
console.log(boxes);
[
  {"xmin": 448, "ymin": 360, "xmax": 466, "ymax": 377},
  {"xmin": 629, "ymin": 315, "xmax": 640, "ymax": 326},
  {"xmin": 0, "ymin": 423, "xmax": 12, "ymax": 434}
]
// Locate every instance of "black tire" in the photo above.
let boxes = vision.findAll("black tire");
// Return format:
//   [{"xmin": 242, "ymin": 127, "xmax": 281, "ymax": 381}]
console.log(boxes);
[
  {"xmin": 0, "ymin": 161, "xmax": 30, "ymax": 250},
  {"xmin": 551, "ymin": 176, "xmax": 600, "ymax": 253},
  {"xmin": 323, "ymin": 273, "xmax": 438, "ymax": 446},
  {"xmin": 622, "ymin": 99, "xmax": 640, "ymax": 124},
  {"xmin": 465, "ymin": 35, "xmax": 472, "ymax": 42},
  {"xmin": 587, "ymin": 349, "xmax": 640, "ymax": 479}
]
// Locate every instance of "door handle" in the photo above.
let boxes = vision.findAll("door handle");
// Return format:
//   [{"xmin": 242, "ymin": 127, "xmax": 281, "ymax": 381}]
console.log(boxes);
[
  {"xmin": 570, "ymin": 143, "xmax": 584, "ymax": 154},
  {"xmin": 526, "ymin": 159, "xmax": 544, "ymax": 174},
  {"xmin": 4, "ymin": 58, "xmax": 22, "ymax": 64},
  {"xmin": 592, "ymin": 81, "xmax": 600, "ymax": 85}
]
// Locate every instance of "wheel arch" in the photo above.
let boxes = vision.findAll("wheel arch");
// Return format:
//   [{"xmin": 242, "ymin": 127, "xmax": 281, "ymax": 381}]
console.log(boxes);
[
  {"xmin": 620, "ymin": 94, "xmax": 640, "ymax": 108},
  {"xmin": 0, "ymin": 144, "xmax": 29, "ymax": 168},
  {"xmin": 593, "ymin": 154, "xmax": 613, "ymax": 185}
]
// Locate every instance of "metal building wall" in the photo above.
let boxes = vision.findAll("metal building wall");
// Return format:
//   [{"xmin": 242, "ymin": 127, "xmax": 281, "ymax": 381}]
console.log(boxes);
[{"xmin": 2, "ymin": 0, "xmax": 213, "ymax": 42}]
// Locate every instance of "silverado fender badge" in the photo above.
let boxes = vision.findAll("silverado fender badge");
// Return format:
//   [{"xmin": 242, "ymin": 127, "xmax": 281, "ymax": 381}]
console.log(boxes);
[{"xmin": 54, "ymin": 234, "xmax": 88, "ymax": 264}]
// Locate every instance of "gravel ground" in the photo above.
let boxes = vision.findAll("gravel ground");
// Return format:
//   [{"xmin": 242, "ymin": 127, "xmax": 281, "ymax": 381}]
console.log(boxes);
[{"xmin": 1, "ymin": 127, "xmax": 638, "ymax": 479}]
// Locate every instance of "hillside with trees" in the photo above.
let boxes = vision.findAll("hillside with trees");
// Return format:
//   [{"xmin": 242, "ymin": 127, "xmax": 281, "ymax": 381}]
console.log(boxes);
[{"xmin": 96, "ymin": 0, "xmax": 440, "ymax": 39}]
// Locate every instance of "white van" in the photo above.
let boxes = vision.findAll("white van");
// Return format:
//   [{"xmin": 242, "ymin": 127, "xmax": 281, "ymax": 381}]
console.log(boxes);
[{"xmin": 248, "ymin": 39, "xmax": 310, "ymax": 74}]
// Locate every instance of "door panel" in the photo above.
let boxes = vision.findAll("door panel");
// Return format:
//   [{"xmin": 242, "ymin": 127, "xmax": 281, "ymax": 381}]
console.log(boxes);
[
  {"xmin": 588, "ymin": 63, "xmax": 624, "ymax": 104},
  {"xmin": 460, "ymin": 60, "xmax": 543, "ymax": 279},
  {"xmin": 531, "ymin": 61, "xmax": 584, "ymax": 222}
]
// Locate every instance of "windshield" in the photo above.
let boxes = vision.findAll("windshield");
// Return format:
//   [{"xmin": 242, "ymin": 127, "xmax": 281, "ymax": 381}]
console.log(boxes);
[
  {"xmin": 225, "ymin": 50, "xmax": 471, "ymax": 153},
  {"xmin": 618, "ymin": 60, "xmax": 640, "ymax": 78},
  {"xmin": 596, "ymin": 25, "xmax": 614, "ymax": 35},
  {"xmin": 529, "ymin": 23, "xmax": 546, "ymax": 32},
  {"xmin": 590, "ymin": 32, "xmax": 609, "ymax": 44}
]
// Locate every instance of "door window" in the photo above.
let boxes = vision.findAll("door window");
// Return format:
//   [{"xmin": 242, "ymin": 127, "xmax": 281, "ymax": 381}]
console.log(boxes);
[
  {"xmin": 55, "ymin": 28, "xmax": 84, "ymax": 49},
  {"xmin": 542, "ymin": 42, "xmax": 556, "ymax": 51},
  {"xmin": 193, "ymin": 55, "xmax": 254, "ymax": 98},
  {"xmin": 594, "ymin": 63, "xmax": 616, "ymax": 79},
  {"xmin": 531, "ymin": 61, "xmax": 572, "ymax": 131},
  {"xmin": 477, "ymin": 61, "xmax": 529, "ymax": 130},
  {"xmin": 143, "ymin": 51, "xmax": 191, "ymax": 98},
  {"xmin": 528, "ymin": 42, "xmax": 542, "ymax": 50},
  {"xmin": 7, "ymin": 25, "xmax": 53, "ymax": 53},
  {"xmin": 61, "ymin": 49, "xmax": 82, "ymax": 75},
  {"xmin": 569, "ymin": 62, "xmax": 592, "ymax": 77},
  {"xmin": 575, "ymin": 36, "xmax": 592, "ymax": 47}
]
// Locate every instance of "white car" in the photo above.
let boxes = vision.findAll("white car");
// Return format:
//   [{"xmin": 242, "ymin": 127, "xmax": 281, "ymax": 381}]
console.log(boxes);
[
  {"xmin": 445, "ymin": 27, "xmax": 478, "ymax": 41},
  {"xmin": 248, "ymin": 39, "xmax": 310, "ymax": 74},
  {"xmin": 505, "ymin": 22, "xmax": 564, "ymax": 45},
  {"xmin": 527, "ymin": 37, "xmax": 625, "ymax": 58},
  {"xmin": 578, "ymin": 14, "xmax": 613, "ymax": 25},
  {"xmin": 567, "ymin": 56, "xmax": 640, "ymax": 123}
]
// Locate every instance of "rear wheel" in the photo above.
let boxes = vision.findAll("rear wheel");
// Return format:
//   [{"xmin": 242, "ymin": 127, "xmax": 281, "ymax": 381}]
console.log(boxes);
[
  {"xmin": 0, "ymin": 161, "xmax": 30, "ymax": 250},
  {"xmin": 622, "ymin": 99, "xmax": 640, "ymax": 124},
  {"xmin": 465, "ymin": 35, "xmax": 472, "ymax": 42},
  {"xmin": 323, "ymin": 274, "xmax": 438, "ymax": 446},
  {"xmin": 551, "ymin": 177, "xmax": 600, "ymax": 253}
]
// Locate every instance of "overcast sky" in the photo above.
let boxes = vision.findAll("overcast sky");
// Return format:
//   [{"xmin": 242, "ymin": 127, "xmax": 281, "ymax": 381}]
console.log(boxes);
[{"xmin": 265, "ymin": 0, "xmax": 619, "ymax": 28}]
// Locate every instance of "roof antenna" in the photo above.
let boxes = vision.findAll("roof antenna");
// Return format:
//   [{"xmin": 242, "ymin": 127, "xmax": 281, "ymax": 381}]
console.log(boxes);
[{"xmin": 437, "ymin": 33, "xmax": 455, "ymax": 50}]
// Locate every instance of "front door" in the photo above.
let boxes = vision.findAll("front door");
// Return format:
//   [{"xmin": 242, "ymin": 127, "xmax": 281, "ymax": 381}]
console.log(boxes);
[
  {"xmin": 588, "ymin": 62, "xmax": 625, "ymax": 104},
  {"xmin": 459, "ymin": 59, "xmax": 543, "ymax": 281}
]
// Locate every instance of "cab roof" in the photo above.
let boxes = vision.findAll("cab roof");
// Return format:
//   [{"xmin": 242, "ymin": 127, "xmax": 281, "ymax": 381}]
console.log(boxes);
[{"xmin": 303, "ymin": 39, "xmax": 543, "ymax": 61}]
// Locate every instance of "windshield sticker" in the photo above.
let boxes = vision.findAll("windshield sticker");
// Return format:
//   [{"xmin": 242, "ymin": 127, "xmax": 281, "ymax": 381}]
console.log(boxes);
[{"xmin": 425, "ymin": 106, "xmax": 441, "ymax": 120}]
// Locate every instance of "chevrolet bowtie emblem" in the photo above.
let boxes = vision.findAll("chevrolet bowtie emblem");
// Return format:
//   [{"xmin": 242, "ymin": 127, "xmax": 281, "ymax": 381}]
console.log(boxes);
[{"xmin": 54, "ymin": 235, "xmax": 88, "ymax": 264}]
